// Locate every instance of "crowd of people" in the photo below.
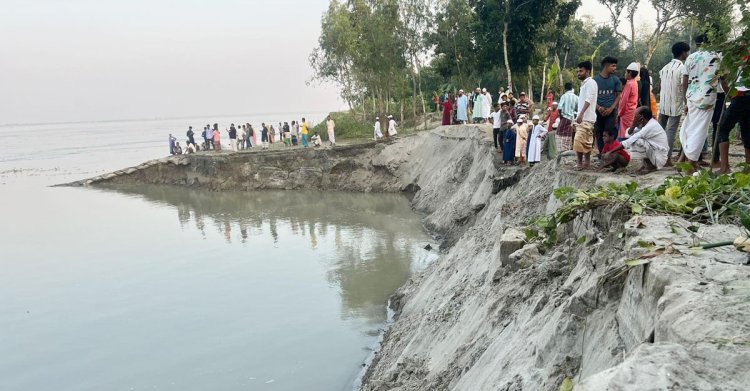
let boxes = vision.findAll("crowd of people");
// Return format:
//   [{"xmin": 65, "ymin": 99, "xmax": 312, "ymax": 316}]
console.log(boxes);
[
  {"xmin": 437, "ymin": 34, "xmax": 749, "ymax": 175},
  {"xmin": 167, "ymin": 34, "xmax": 748, "ymax": 175},
  {"xmin": 169, "ymin": 113, "xmax": 401, "ymax": 155}
]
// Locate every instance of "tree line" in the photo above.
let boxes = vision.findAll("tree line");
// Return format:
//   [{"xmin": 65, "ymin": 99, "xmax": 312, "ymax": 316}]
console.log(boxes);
[{"xmin": 310, "ymin": 0, "xmax": 749, "ymax": 125}]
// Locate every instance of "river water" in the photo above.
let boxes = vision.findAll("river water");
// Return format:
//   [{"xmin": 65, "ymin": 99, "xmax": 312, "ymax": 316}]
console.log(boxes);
[{"xmin": 0, "ymin": 116, "xmax": 435, "ymax": 391}]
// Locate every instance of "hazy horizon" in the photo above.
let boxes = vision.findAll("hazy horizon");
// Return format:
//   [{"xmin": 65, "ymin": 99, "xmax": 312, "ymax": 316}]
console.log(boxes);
[{"xmin": 3, "ymin": 0, "xmax": 644, "ymax": 124}]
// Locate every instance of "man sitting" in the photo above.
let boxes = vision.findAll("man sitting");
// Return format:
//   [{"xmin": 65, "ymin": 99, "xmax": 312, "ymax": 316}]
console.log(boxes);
[
  {"xmin": 311, "ymin": 132, "xmax": 322, "ymax": 147},
  {"xmin": 604, "ymin": 106, "xmax": 668, "ymax": 174}
]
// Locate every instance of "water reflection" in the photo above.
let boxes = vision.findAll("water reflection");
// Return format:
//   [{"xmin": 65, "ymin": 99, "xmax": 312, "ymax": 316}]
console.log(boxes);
[{"xmin": 96, "ymin": 185, "xmax": 432, "ymax": 324}]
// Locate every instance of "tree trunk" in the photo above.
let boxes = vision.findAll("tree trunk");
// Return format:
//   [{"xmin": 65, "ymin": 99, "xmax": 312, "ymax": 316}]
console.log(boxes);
[
  {"xmin": 502, "ymin": 7, "xmax": 513, "ymax": 93},
  {"xmin": 400, "ymin": 100, "xmax": 404, "ymax": 125},
  {"xmin": 527, "ymin": 66, "xmax": 534, "ymax": 109},
  {"xmin": 556, "ymin": 54, "xmax": 564, "ymax": 92},
  {"xmin": 540, "ymin": 57, "xmax": 548, "ymax": 105},
  {"xmin": 412, "ymin": 71, "xmax": 418, "ymax": 124}
]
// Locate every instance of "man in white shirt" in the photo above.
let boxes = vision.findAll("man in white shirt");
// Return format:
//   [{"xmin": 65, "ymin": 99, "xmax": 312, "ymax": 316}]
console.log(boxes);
[
  {"xmin": 608, "ymin": 106, "xmax": 669, "ymax": 173},
  {"xmin": 491, "ymin": 103, "xmax": 504, "ymax": 152},
  {"xmin": 658, "ymin": 42, "xmax": 690, "ymax": 165},
  {"xmin": 573, "ymin": 60, "xmax": 598, "ymax": 170},
  {"xmin": 374, "ymin": 117, "xmax": 383, "ymax": 140},
  {"xmin": 326, "ymin": 116, "xmax": 336, "ymax": 147}
]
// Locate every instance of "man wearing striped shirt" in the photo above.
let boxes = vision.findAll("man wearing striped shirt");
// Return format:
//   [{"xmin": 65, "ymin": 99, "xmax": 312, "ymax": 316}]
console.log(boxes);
[
  {"xmin": 658, "ymin": 42, "xmax": 690, "ymax": 166},
  {"xmin": 556, "ymin": 82, "xmax": 578, "ymax": 153}
]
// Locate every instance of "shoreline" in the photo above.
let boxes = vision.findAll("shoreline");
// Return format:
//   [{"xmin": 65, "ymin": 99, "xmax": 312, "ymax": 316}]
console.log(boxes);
[{"xmin": 63, "ymin": 124, "xmax": 750, "ymax": 390}]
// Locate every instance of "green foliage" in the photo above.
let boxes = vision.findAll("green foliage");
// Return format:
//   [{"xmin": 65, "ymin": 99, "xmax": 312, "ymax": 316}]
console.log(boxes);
[
  {"xmin": 311, "ymin": 112, "xmax": 372, "ymax": 141},
  {"xmin": 527, "ymin": 171, "xmax": 750, "ymax": 246}
]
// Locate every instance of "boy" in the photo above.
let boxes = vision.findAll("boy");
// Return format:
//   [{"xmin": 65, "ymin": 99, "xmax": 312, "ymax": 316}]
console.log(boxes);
[{"xmin": 599, "ymin": 131, "xmax": 630, "ymax": 172}]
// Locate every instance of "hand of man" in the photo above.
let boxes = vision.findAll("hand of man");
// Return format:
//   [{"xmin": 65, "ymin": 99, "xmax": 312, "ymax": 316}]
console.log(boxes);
[{"xmin": 576, "ymin": 116, "xmax": 583, "ymax": 125}]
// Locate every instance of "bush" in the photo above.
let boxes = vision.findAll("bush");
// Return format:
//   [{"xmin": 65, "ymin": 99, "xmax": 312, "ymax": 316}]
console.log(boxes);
[{"xmin": 312, "ymin": 112, "xmax": 373, "ymax": 141}]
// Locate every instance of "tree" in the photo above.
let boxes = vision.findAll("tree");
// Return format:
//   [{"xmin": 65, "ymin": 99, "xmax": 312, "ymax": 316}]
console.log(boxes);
[{"xmin": 598, "ymin": 0, "xmax": 735, "ymax": 66}]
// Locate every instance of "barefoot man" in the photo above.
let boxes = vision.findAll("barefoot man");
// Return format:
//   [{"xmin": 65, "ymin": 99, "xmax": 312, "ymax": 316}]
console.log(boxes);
[{"xmin": 573, "ymin": 60, "xmax": 598, "ymax": 170}]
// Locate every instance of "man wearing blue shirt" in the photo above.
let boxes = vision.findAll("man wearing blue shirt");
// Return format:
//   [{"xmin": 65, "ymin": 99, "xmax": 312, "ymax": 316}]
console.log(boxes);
[{"xmin": 594, "ymin": 56, "xmax": 622, "ymax": 157}]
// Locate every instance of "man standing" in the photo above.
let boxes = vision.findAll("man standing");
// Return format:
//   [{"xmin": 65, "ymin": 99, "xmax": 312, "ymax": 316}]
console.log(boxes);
[
  {"xmin": 557, "ymin": 82, "xmax": 578, "ymax": 153},
  {"xmin": 658, "ymin": 42, "xmax": 690, "ymax": 166},
  {"xmin": 618, "ymin": 63, "xmax": 640, "ymax": 139},
  {"xmin": 482, "ymin": 88, "xmax": 493, "ymax": 124},
  {"xmin": 515, "ymin": 92, "xmax": 532, "ymax": 117},
  {"xmin": 573, "ymin": 61, "xmax": 599, "ymax": 170},
  {"xmin": 491, "ymin": 103, "xmax": 504, "ymax": 152},
  {"xmin": 206, "ymin": 124, "xmax": 214, "ymax": 150},
  {"xmin": 612, "ymin": 106, "xmax": 669, "ymax": 173},
  {"xmin": 326, "ymin": 115, "xmax": 336, "ymax": 147},
  {"xmin": 456, "ymin": 90, "xmax": 469, "ymax": 124},
  {"xmin": 594, "ymin": 56, "xmax": 622, "ymax": 156},
  {"xmin": 186, "ymin": 126, "xmax": 195, "ymax": 149},
  {"xmin": 678, "ymin": 33, "xmax": 722, "ymax": 171},
  {"xmin": 228, "ymin": 123, "xmax": 238, "ymax": 151},
  {"xmin": 472, "ymin": 88, "xmax": 485, "ymax": 124},
  {"xmin": 300, "ymin": 117, "xmax": 310, "ymax": 147},
  {"xmin": 543, "ymin": 102, "xmax": 559, "ymax": 159},
  {"xmin": 169, "ymin": 134, "xmax": 177, "ymax": 155},
  {"xmin": 527, "ymin": 115, "xmax": 547, "ymax": 166},
  {"xmin": 716, "ymin": 57, "xmax": 750, "ymax": 173}
]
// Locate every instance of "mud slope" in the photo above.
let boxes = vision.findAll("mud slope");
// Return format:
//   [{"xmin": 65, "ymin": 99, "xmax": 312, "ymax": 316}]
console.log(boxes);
[{"xmin": 361, "ymin": 158, "xmax": 750, "ymax": 390}]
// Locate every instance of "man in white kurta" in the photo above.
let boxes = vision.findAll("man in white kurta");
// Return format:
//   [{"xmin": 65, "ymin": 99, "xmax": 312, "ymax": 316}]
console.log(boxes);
[
  {"xmin": 621, "ymin": 106, "xmax": 669, "ymax": 172},
  {"xmin": 482, "ymin": 88, "xmax": 492, "ymax": 123},
  {"xmin": 387, "ymin": 116, "xmax": 398, "ymax": 136},
  {"xmin": 678, "ymin": 35, "xmax": 721, "ymax": 168},
  {"xmin": 326, "ymin": 116, "xmax": 336, "ymax": 146},
  {"xmin": 527, "ymin": 115, "xmax": 547, "ymax": 165},
  {"xmin": 374, "ymin": 117, "xmax": 383, "ymax": 139}
]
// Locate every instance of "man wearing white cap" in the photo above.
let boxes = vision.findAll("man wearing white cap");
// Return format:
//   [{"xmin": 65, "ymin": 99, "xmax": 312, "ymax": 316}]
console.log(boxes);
[
  {"xmin": 527, "ymin": 115, "xmax": 548, "ymax": 165},
  {"xmin": 514, "ymin": 117, "xmax": 528, "ymax": 164},
  {"xmin": 374, "ymin": 117, "xmax": 383, "ymax": 140},
  {"xmin": 482, "ymin": 88, "xmax": 493, "ymax": 123},
  {"xmin": 456, "ymin": 90, "xmax": 469, "ymax": 124},
  {"xmin": 618, "ymin": 62, "xmax": 640, "ymax": 139},
  {"xmin": 387, "ymin": 115, "xmax": 398, "ymax": 137},
  {"xmin": 472, "ymin": 88, "xmax": 485, "ymax": 124}
]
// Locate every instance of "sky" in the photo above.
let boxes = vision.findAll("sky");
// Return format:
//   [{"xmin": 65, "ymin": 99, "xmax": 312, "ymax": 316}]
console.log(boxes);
[{"xmin": 2, "ymin": 0, "xmax": 655, "ymax": 124}]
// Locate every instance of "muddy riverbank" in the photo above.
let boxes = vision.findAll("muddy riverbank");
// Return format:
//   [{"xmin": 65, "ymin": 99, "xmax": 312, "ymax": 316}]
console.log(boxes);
[{"xmin": 64, "ymin": 125, "xmax": 750, "ymax": 390}]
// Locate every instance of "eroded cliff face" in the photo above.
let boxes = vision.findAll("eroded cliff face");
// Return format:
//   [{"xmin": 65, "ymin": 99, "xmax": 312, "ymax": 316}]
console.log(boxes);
[
  {"xmin": 65, "ymin": 126, "xmax": 750, "ymax": 390},
  {"xmin": 360, "ymin": 147, "xmax": 750, "ymax": 390}
]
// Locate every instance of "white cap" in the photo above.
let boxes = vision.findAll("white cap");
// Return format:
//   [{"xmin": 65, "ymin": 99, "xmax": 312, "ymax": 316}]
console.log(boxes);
[
  {"xmin": 516, "ymin": 118, "xmax": 523, "ymax": 123},
  {"xmin": 506, "ymin": 120, "xmax": 514, "ymax": 124},
  {"xmin": 459, "ymin": 89, "xmax": 464, "ymax": 93},
  {"xmin": 532, "ymin": 115, "xmax": 540, "ymax": 120},
  {"xmin": 552, "ymin": 101, "xmax": 558, "ymax": 105},
  {"xmin": 627, "ymin": 62, "xmax": 641, "ymax": 72},
  {"xmin": 520, "ymin": 91, "xmax": 526, "ymax": 95},
  {"xmin": 387, "ymin": 115, "xmax": 393, "ymax": 119},
  {"xmin": 375, "ymin": 117, "xmax": 379, "ymax": 120},
  {"xmin": 482, "ymin": 88, "xmax": 487, "ymax": 93}
]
